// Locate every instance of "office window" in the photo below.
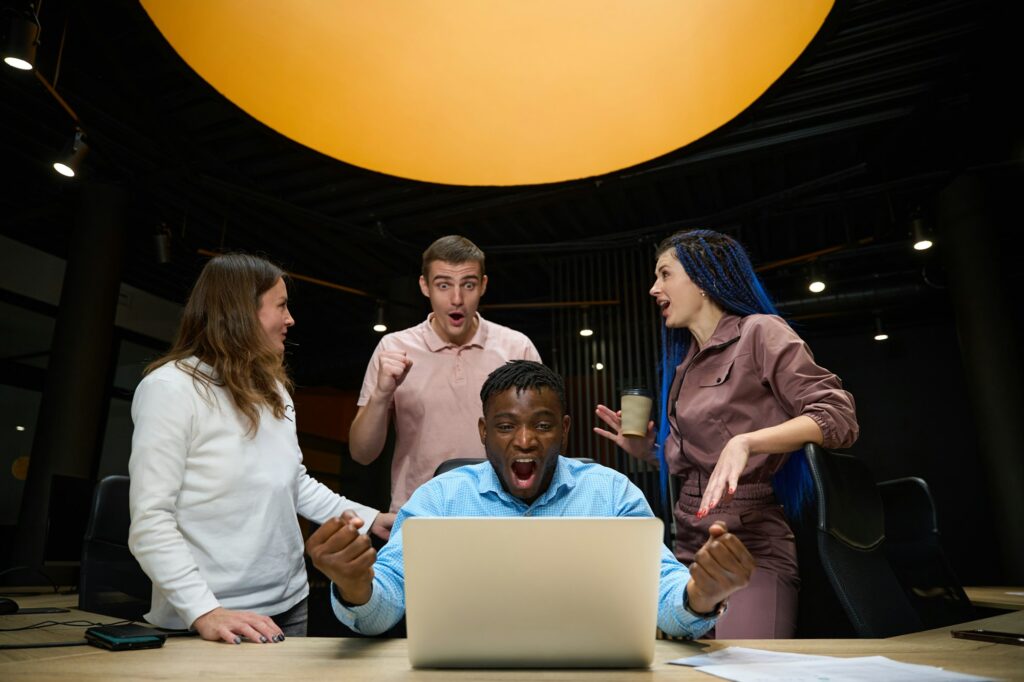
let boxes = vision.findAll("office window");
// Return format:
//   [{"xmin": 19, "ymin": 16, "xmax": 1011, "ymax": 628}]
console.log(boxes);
[{"xmin": 98, "ymin": 340, "xmax": 165, "ymax": 478}]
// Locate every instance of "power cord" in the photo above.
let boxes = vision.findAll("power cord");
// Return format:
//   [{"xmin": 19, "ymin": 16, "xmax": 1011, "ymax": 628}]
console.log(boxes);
[{"xmin": 0, "ymin": 618, "xmax": 131, "ymax": 651}]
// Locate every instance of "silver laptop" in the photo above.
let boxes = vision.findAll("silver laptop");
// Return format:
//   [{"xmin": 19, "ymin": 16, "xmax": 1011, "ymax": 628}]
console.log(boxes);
[{"xmin": 403, "ymin": 517, "xmax": 663, "ymax": 668}]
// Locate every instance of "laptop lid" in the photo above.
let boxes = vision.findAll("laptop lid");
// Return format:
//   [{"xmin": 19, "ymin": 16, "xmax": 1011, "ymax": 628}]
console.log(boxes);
[{"xmin": 403, "ymin": 517, "xmax": 663, "ymax": 668}]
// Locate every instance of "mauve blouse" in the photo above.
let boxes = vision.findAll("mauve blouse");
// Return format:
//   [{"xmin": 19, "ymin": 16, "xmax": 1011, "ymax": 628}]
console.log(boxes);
[{"xmin": 666, "ymin": 313, "xmax": 859, "ymax": 496}]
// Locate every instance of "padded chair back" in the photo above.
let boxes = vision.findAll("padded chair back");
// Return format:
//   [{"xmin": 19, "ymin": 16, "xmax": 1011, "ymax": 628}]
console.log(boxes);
[
  {"xmin": 877, "ymin": 477, "xmax": 976, "ymax": 627},
  {"xmin": 78, "ymin": 475, "xmax": 152, "ymax": 621},
  {"xmin": 803, "ymin": 444, "xmax": 923, "ymax": 637},
  {"xmin": 433, "ymin": 458, "xmax": 487, "ymax": 477},
  {"xmin": 433, "ymin": 457, "xmax": 596, "ymax": 478}
]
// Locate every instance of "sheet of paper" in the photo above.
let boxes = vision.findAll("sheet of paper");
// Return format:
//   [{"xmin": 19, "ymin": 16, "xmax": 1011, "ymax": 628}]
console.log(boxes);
[
  {"xmin": 694, "ymin": 655, "xmax": 994, "ymax": 682},
  {"xmin": 668, "ymin": 646, "xmax": 833, "ymax": 667}
]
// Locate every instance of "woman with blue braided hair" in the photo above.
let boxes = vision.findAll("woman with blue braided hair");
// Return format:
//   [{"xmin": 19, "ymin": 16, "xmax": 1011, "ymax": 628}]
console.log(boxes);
[{"xmin": 594, "ymin": 229, "xmax": 858, "ymax": 638}]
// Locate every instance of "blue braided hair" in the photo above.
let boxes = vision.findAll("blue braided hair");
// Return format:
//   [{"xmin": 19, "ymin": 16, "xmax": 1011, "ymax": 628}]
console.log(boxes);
[{"xmin": 653, "ymin": 229, "xmax": 813, "ymax": 520}]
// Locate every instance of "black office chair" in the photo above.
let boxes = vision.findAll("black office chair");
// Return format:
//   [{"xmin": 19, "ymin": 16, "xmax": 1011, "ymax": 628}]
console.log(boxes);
[
  {"xmin": 877, "ymin": 476, "xmax": 976, "ymax": 628},
  {"xmin": 802, "ymin": 443, "xmax": 923, "ymax": 637},
  {"xmin": 78, "ymin": 475, "xmax": 152, "ymax": 621},
  {"xmin": 433, "ymin": 457, "xmax": 596, "ymax": 478}
]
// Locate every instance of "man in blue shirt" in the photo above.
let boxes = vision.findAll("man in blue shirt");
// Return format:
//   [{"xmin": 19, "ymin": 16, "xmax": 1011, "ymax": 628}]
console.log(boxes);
[{"xmin": 307, "ymin": 360, "xmax": 755, "ymax": 638}]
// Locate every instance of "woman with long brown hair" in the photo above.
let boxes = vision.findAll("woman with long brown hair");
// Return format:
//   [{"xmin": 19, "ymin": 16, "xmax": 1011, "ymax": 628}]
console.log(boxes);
[{"xmin": 128, "ymin": 253, "xmax": 392, "ymax": 643}]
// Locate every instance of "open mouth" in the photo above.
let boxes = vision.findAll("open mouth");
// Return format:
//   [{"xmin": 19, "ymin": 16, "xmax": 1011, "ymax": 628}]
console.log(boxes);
[
  {"xmin": 658, "ymin": 300, "xmax": 670, "ymax": 316},
  {"xmin": 448, "ymin": 311, "xmax": 466, "ymax": 326},
  {"xmin": 510, "ymin": 458, "xmax": 538, "ymax": 490}
]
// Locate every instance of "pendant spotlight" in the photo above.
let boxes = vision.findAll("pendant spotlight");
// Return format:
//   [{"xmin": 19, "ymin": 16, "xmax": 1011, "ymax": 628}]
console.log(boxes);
[
  {"xmin": 372, "ymin": 301, "xmax": 388, "ymax": 333},
  {"xmin": 873, "ymin": 317, "xmax": 889, "ymax": 342},
  {"xmin": 578, "ymin": 308, "xmax": 594, "ymax": 337},
  {"xmin": 154, "ymin": 225, "xmax": 172, "ymax": 264},
  {"xmin": 53, "ymin": 128, "xmax": 88, "ymax": 178},
  {"xmin": 911, "ymin": 216, "xmax": 933, "ymax": 251},
  {"xmin": 807, "ymin": 262, "xmax": 826, "ymax": 294},
  {"xmin": 2, "ymin": 4, "xmax": 41, "ymax": 71}
]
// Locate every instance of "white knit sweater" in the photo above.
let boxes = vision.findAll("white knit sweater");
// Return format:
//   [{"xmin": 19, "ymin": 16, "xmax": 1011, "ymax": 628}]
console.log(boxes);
[{"xmin": 127, "ymin": 358, "xmax": 378, "ymax": 629}]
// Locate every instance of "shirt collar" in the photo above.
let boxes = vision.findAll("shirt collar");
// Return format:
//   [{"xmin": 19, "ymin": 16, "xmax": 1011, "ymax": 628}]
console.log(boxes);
[
  {"xmin": 421, "ymin": 313, "xmax": 488, "ymax": 352},
  {"xmin": 477, "ymin": 455, "xmax": 577, "ymax": 509},
  {"xmin": 703, "ymin": 312, "xmax": 743, "ymax": 350}
]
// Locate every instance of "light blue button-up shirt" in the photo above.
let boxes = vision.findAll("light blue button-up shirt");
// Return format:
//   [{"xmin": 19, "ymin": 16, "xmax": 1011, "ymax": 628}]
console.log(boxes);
[{"xmin": 331, "ymin": 457, "xmax": 718, "ymax": 638}]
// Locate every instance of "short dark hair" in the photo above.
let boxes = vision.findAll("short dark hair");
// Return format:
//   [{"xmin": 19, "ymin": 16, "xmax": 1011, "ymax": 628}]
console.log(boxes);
[
  {"xmin": 480, "ymin": 360, "xmax": 566, "ymax": 414},
  {"xmin": 421, "ymin": 235, "xmax": 485, "ymax": 279}
]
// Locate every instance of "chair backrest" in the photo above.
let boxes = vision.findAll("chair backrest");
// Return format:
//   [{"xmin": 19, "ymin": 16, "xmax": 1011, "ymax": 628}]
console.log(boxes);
[
  {"xmin": 803, "ymin": 444, "xmax": 923, "ymax": 637},
  {"xmin": 433, "ymin": 457, "xmax": 596, "ymax": 478},
  {"xmin": 877, "ymin": 476, "xmax": 976, "ymax": 628},
  {"xmin": 78, "ymin": 475, "xmax": 152, "ymax": 621}
]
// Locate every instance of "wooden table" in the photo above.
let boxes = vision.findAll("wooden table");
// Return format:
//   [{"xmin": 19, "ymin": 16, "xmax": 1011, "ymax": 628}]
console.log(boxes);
[
  {"xmin": 964, "ymin": 586, "xmax": 1024, "ymax": 611},
  {"xmin": 3, "ymin": 594, "xmax": 1022, "ymax": 680}
]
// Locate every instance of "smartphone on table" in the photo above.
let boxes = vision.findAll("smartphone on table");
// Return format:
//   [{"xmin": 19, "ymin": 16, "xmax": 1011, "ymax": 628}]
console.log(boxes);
[
  {"xmin": 85, "ymin": 624, "xmax": 167, "ymax": 651},
  {"xmin": 950, "ymin": 629, "xmax": 1024, "ymax": 646}
]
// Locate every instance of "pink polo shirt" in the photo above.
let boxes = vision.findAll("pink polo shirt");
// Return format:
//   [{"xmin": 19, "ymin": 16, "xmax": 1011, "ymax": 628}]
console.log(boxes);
[{"xmin": 357, "ymin": 314, "xmax": 541, "ymax": 511}]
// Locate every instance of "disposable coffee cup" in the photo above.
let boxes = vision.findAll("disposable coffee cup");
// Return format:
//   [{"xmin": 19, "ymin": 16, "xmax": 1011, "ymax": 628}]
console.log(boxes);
[{"xmin": 620, "ymin": 388, "xmax": 653, "ymax": 438}]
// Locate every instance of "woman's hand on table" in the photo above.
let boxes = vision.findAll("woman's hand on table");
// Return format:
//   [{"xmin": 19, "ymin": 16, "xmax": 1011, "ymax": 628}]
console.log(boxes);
[{"xmin": 192, "ymin": 607, "xmax": 284, "ymax": 644}]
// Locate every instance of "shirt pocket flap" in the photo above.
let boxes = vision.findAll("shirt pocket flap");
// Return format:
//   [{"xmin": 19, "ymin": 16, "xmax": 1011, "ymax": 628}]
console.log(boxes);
[{"xmin": 697, "ymin": 359, "xmax": 734, "ymax": 387}]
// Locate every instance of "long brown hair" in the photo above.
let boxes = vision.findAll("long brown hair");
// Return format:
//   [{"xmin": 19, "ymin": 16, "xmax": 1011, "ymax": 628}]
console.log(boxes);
[{"xmin": 146, "ymin": 253, "xmax": 293, "ymax": 434}]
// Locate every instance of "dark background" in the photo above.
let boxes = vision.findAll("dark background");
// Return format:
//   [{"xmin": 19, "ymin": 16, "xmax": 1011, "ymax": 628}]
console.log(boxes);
[{"xmin": 1, "ymin": 0, "xmax": 1021, "ymax": 594}]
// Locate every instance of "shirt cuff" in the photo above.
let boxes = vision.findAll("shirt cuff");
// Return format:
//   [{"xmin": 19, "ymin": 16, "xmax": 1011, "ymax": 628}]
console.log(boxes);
[
  {"xmin": 672, "ymin": 590, "xmax": 725, "ymax": 640},
  {"xmin": 181, "ymin": 592, "xmax": 222, "ymax": 631},
  {"xmin": 356, "ymin": 508, "xmax": 379, "ymax": 535},
  {"xmin": 683, "ymin": 591, "xmax": 727, "ymax": 619},
  {"xmin": 329, "ymin": 582, "xmax": 376, "ymax": 630}
]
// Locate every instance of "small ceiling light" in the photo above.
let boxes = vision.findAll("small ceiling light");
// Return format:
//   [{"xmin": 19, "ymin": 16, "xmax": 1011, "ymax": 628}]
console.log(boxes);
[
  {"xmin": 873, "ymin": 317, "xmax": 889, "ymax": 342},
  {"xmin": 53, "ymin": 129, "xmax": 88, "ymax": 178},
  {"xmin": 372, "ymin": 301, "xmax": 388, "ymax": 333},
  {"xmin": 807, "ymin": 262, "xmax": 826, "ymax": 294},
  {"xmin": 15, "ymin": 425, "xmax": 26, "ymax": 431},
  {"xmin": 594, "ymin": 362, "xmax": 605, "ymax": 371},
  {"xmin": 154, "ymin": 225, "xmax": 172, "ymax": 264},
  {"xmin": 2, "ymin": 6, "xmax": 41, "ymax": 71},
  {"xmin": 911, "ymin": 216, "xmax": 933, "ymax": 251},
  {"xmin": 579, "ymin": 308, "xmax": 594, "ymax": 337}
]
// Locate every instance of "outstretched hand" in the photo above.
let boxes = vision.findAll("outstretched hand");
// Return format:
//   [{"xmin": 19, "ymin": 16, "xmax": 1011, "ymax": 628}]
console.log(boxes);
[
  {"xmin": 370, "ymin": 512, "xmax": 396, "ymax": 541},
  {"xmin": 685, "ymin": 522, "xmax": 755, "ymax": 615},
  {"xmin": 697, "ymin": 436, "xmax": 750, "ymax": 518},
  {"xmin": 592, "ymin": 404, "xmax": 655, "ymax": 463}
]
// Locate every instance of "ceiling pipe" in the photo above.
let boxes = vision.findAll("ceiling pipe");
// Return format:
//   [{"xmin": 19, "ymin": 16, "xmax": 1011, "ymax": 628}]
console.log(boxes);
[
  {"xmin": 481, "ymin": 299, "xmax": 619, "ymax": 311},
  {"xmin": 775, "ymin": 282, "xmax": 933, "ymax": 318}
]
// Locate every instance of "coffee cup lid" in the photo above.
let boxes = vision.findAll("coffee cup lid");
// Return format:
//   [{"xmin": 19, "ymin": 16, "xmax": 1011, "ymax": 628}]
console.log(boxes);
[{"xmin": 621, "ymin": 387, "xmax": 653, "ymax": 397}]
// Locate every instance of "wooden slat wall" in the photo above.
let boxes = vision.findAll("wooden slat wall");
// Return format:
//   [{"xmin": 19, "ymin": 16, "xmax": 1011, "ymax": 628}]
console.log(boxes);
[{"xmin": 547, "ymin": 245, "xmax": 672, "ymax": 521}]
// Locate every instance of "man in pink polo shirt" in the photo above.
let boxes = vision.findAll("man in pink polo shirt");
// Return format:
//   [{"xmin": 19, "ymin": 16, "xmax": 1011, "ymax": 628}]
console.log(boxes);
[{"xmin": 349, "ymin": 235, "xmax": 541, "ymax": 512}]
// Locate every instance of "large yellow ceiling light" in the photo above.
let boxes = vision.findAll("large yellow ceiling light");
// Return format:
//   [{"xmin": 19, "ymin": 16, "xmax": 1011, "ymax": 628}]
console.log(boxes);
[{"xmin": 141, "ymin": 1, "xmax": 834, "ymax": 186}]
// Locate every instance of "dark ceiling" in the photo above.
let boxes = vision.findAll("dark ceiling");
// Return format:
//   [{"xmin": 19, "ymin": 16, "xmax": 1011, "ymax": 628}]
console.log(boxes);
[{"xmin": 1, "ymin": 0, "xmax": 1020, "ymax": 386}]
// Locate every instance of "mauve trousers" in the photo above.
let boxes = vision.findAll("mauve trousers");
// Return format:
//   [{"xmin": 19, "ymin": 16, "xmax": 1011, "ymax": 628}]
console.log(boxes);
[{"xmin": 673, "ymin": 482, "xmax": 800, "ymax": 639}]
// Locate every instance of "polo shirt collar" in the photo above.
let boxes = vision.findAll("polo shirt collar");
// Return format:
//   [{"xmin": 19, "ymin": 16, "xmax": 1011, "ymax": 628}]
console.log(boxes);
[{"xmin": 421, "ymin": 313, "xmax": 488, "ymax": 352}]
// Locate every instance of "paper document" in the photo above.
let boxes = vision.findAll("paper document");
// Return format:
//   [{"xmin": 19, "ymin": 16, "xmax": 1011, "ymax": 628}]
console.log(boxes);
[
  {"xmin": 693, "ymin": 654, "xmax": 994, "ymax": 682},
  {"xmin": 668, "ymin": 646, "xmax": 833, "ymax": 667}
]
